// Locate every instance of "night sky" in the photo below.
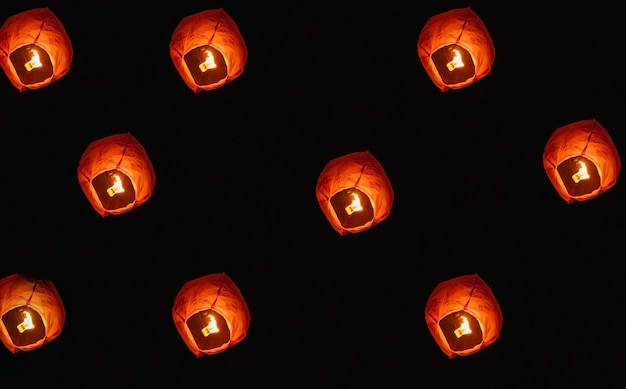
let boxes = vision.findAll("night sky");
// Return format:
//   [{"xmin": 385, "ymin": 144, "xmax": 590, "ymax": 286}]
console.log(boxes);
[{"xmin": 1, "ymin": 0, "xmax": 625, "ymax": 387}]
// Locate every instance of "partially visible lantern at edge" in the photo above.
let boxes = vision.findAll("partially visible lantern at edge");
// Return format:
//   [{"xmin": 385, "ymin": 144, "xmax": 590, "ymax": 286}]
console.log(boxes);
[
  {"xmin": 0, "ymin": 7, "xmax": 73, "ymax": 91},
  {"xmin": 543, "ymin": 119, "xmax": 620, "ymax": 203},
  {"xmin": 425, "ymin": 274, "xmax": 503, "ymax": 358},
  {"xmin": 77, "ymin": 132, "xmax": 156, "ymax": 217},
  {"xmin": 172, "ymin": 273, "xmax": 250, "ymax": 357},
  {"xmin": 316, "ymin": 151, "xmax": 394, "ymax": 235},
  {"xmin": 0, "ymin": 273, "xmax": 66, "ymax": 353},
  {"xmin": 170, "ymin": 8, "xmax": 247, "ymax": 92},
  {"xmin": 417, "ymin": 7, "xmax": 495, "ymax": 91}
]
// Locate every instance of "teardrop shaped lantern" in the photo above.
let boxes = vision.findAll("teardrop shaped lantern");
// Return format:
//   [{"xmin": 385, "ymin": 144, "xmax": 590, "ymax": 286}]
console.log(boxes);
[
  {"xmin": 316, "ymin": 151, "xmax": 394, "ymax": 235},
  {"xmin": 0, "ymin": 273, "xmax": 65, "ymax": 353},
  {"xmin": 425, "ymin": 274, "xmax": 503, "ymax": 358},
  {"xmin": 77, "ymin": 132, "xmax": 156, "ymax": 217},
  {"xmin": 173, "ymin": 273, "xmax": 250, "ymax": 357},
  {"xmin": 170, "ymin": 8, "xmax": 247, "ymax": 92},
  {"xmin": 543, "ymin": 119, "xmax": 620, "ymax": 203},
  {"xmin": 417, "ymin": 7, "xmax": 495, "ymax": 91},
  {"xmin": 0, "ymin": 7, "xmax": 73, "ymax": 91}
]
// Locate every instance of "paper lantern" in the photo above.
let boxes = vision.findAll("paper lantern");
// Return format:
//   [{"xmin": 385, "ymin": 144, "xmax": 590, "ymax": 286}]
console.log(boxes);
[
  {"xmin": 77, "ymin": 132, "xmax": 156, "ymax": 217},
  {"xmin": 170, "ymin": 8, "xmax": 247, "ymax": 92},
  {"xmin": 173, "ymin": 273, "xmax": 250, "ymax": 357},
  {"xmin": 0, "ymin": 273, "xmax": 65, "ymax": 353},
  {"xmin": 0, "ymin": 7, "xmax": 73, "ymax": 91},
  {"xmin": 543, "ymin": 119, "xmax": 620, "ymax": 203},
  {"xmin": 425, "ymin": 274, "xmax": 503, "ymax": 358},
  {"xmin": 316, "ymin": 151, "xmax": 394, "ymax": 235},
  {"xmin": 417, "ymin": 7, "xmax": 495, "ymax": 91}
]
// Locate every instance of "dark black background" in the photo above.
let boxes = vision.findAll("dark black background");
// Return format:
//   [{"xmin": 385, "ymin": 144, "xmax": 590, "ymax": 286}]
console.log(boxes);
[{"xmin": 1, "ymin": 0, "xmax": 625, "ymax": 387}]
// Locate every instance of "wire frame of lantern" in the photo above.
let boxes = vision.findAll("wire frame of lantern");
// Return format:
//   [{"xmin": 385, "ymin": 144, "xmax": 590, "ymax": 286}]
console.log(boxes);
[
  {"xmin": 172, "ymin": 273, "xmax": 251, "ymax": 357},
  {"xmin": 417, "ymin": 7, "xmax": 495, "ymax": 91},
  {"xmin": 316, "ymin": 151, "xmax": 394, "ymax": 235},
  {"xmin": 0, "ymin": 273, "xmax": 66, "ymax": 353},
  {"xmin": 425, "ymin": 274, "xmax": 503, "ymax": 358},
  {"xmin": 77, "ymin": 132, "xmax": 156, "ymax": 217},
  {"xmin": 0, "ymin": 7, "xmax": 73, "ymax": 91},
  {"xmin": 170, "ymin": 8, "xmax": 247, "ymax": 92},
  {"xmin": 543, "ymin": 119, "xmax": 620, "ymax": 203}
]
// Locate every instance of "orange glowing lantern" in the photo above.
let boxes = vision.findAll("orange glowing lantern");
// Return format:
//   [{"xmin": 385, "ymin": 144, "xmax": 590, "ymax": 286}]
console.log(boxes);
[
  {"xmin": 170, "ymin": 8, "xmax": 247, "ymax": 92},
  {"xmin": 77, "ymin": 132, "xmax": 156, "ymax": 217},
  {"xmin": 172, "ymin": 273, "xmax": 250, "ymax": 357},
  {"xmin": 425, "ymin": 274, "xmax": 503, "ymax": 358},
  {"xmin": 543, "ymin": 119, "xmax": 620, "ymax": 203},
  {"xmin": 0, "ymin": 7, "xmax": 73, "ymax": 91},
  {"xmin": 417, "ymin": 7, "xmax": 495, "ymax": 91},
  {"xmin": 316, "ymin": 151, "xmax": 394, "ymax": 235},
  {"xmin": 0, "ymin": 273, "xmax": 65, "ymax": 353}
]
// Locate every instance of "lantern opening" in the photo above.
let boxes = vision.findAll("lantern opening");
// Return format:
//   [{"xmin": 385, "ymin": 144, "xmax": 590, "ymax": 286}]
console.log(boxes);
[
  {"xmin": 186, "ymin": 309, "xmax": 231, "ymax": 351},
  {"xmin": 330, "ymin": 187, "xmax": 375, "ymax": 229},
  {"xmin": 556, "ymin": 156, "xmax": 601, "ymax": 197},
  {"xmin": 1, "ymin": 306, "xmax": 46, "ymax": 347},
  {"xmin": 9, "ymin": 44, "xmax": 54, "ymax": 86},
  {"xmin": 431, "ymin": 44, "xmax": 475, "ymax": 86},
  {"xmin": 91, "ymin": 169, "xmax": 136, "ymax": 211},
  {"xmin": 184, "ymin": 45, "xmax": 228, "ymax": 86},
  {"xmin": 439, "ymin": 311, "xmax": 483, "ymax": 352}
]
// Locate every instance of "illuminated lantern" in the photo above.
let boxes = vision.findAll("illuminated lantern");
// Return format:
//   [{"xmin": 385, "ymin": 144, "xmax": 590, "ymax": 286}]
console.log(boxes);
[
  {"xmin": 543, "ymin": 119, "xmax": 620, "ymax": 203},
  {"xmin": 170, "ymin": 8, "xmax": 247, "ymax": 92},
  {"xmin": 417, "ymin": 7, "xmax": 495, "ymax": 91},
  {"xmin": 172, "ymin": 273, "xmax": 250, "ymax": 357},
  {"xmin": 316, "ymin": 151, "xmax": 394, "ymax": 235},
  {"xmin": 425, "ymin": 274, "xmax": 503, "ymax": 358},
  {"xmin": 0, "ymin": 7, "xmax": 73, "ymax": 91},
  {"xmin": 77, "ymin": 132, "xmax": 156, "ymax": 217},
  {"xmin": 0, "ymin": 273, "xmax": 65, "ymax": 353}
]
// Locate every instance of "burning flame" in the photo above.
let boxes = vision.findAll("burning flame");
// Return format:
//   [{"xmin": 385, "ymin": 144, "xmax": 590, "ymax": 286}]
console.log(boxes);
[
  {"xmin": 17, "ymin": 311, "xmax": 35, "ymax": 333},
  {"xmin": 446, "ymin": 49, "xmax": 464, "ymax": 71},
  {"xmin": 106, "ymin": 174, "xmax": 125, "ymax": 196},
  {"xmin": 199, "ymin": 50, "xmax": 217, "ymax": 72},
  {"xmin": 453, "ymin": 315, "xmax": 472, "ymax": 338},
  {"xmin": 345, "ymin": 193, "xmax": 363, "ymax": 215},
  {"xmin": 201, "ymin": 314, "xmax": 219, "ymax": 337},
  {"xmin": 24, "ymin": 48, "xmax": 42, "ymax": 71},
  {"xmin": 572, "ymin": 160, "xmax": 590, "ymax": 183}
]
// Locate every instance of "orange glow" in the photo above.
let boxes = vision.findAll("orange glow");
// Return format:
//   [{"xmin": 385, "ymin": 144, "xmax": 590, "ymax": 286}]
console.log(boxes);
[
  {"xmin": 453, "ymin": 315, "xmax": 472, "ymax": 338},
  {"xmin": 17, "ymin": 311, "xmax": 35, "ymax": 333},
  {"xmin": 201, "ymin": 314, "xmax": 220, "ymax": 337},
  {"xmin": 106, "ymin": 174, "xmax": 125, "ymax": 196},
  {"xmin": 572, "ymin": 160, "xmax": 590, "ymax": 183},
  {"xmin": 345, "ymin": 193, "xmax": 363, "ymax": 215},
  {"xmin": 24, "ymin": 48, "xmax": 42, "ymax": 71},
  {"xmin": 199, "ymin": 50, "xmax": 217, "ymax": 72},
  {"xmin": 446, "ymin": 49, "xmax": 464, "ymax": 71}
]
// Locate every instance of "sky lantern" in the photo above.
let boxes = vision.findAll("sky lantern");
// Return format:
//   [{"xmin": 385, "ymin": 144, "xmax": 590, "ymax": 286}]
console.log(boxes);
[
  {"xmin": 543, "ymin": 119, "xmax": 620, "ymax": 203},
  {"xmin": 425, "ymin": 274, "xmax": 503, "ymax": 358},
  {"xmin": 0, "ymin": 273, "xmax": 65, "ymax": 353},
  {"xmin": 0, "ymin": 7, "xmax": 73, "ymax": 91},
  {"xmin": 417, "ymin": 7, "xmax": 495, "ymax": 91},
  {"xmin": 316, "ymin": 151, "xmax": 394, "ymax": 235},
  {"xmin": 77, "ymin": 132, "xmax": 156, "ymax": 217},
  {"xmin": 170, "ymin": 8, "xmax": 247, "ymax": 92},
  {"xmin": 173, "ymin": 273, "xmax": 250, "ymax": 357}
]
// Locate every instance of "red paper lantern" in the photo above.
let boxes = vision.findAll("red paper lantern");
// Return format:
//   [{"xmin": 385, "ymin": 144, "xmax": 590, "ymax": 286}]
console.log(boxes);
[
  {"xmin": 0, "ymin": 273, "xmax": 65, "ymax": 353},
  {"xmin": 316, "ymin": 151, "xmax": 394, "ymax": 235},
  {"xmin": 0, "ymin": 7, "xmax": 73, "ymax": 91},
  {"xmin": 172, "ymin": 273, "xmax": 250, "ymax": 357},
  {"xmin": 170, "ymin": 8, "xmax": 247, "ymax": 92},
  {"xmin": 417, "ymin": 7, "xmax": 495, "ymax": 91},
  {"xmin": 77, "ymin": 133, "xmax": 156, "ymax": 217},
  {"xmin": 543, "ymin": 119, "xmax": 620, "ymax": 203}
]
